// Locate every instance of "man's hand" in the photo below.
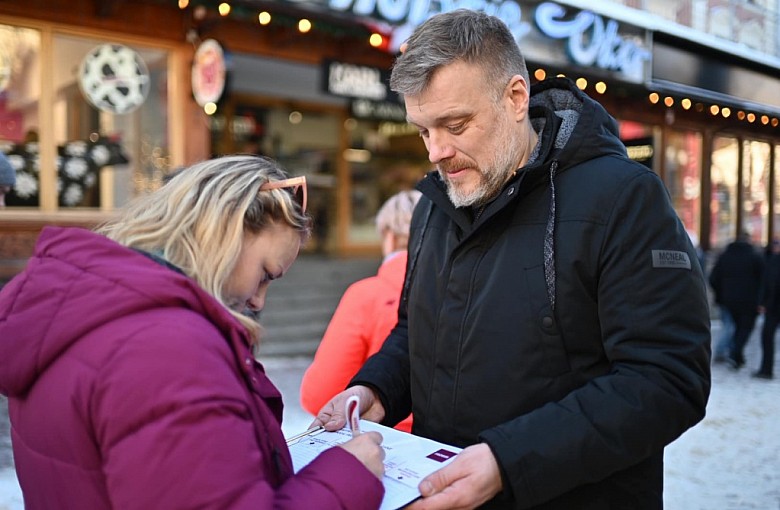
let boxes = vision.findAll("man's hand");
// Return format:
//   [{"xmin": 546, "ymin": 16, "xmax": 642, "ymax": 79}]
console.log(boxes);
[
  {"xmin": 406, "ymin": 443, "xmax": 503, "ymax": 510},
  {"xmin": 310, "ymin": 385, "xmax": 386, "ymax": 431}
]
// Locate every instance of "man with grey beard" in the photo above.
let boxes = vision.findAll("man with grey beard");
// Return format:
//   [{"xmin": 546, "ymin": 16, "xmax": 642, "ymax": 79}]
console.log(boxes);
[{"xmin": 314, "ymin": 9, "xmax": 711, "ymax": 510}]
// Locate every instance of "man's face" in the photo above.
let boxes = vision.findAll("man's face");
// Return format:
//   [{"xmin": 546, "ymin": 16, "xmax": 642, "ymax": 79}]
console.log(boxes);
[{"xmin": 404, "ymin": 60, "xmax": 528, "ymax": 208}]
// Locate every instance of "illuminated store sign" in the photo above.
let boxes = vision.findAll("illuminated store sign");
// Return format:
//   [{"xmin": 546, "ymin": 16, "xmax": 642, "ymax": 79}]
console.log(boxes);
[
  {"xmin": 323, "ymin": 60, "xmax": 390, "ymax": 100},
  {"xmin": 534, "ymin": 3, "xmax": 650, "ymax": 82},
  {"xmin": 303, "ymin": 0, "xmax": 651, "ymax": 82},
  {"xmin": 192, "ymin": 39, "xmax": 227, "ymax": 107},
  {"xmin": 350, "ymin": 98, "xmax": 407, "ymax": 121},
  {"xmin": 327, "ymin": 0, "xmax": 531, "ymax": 51}
]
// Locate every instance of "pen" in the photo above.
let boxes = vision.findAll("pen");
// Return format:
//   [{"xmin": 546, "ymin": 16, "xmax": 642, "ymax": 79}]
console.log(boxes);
[
  {"xmin": 285, "ymin": 425, "xmax": 324, "ymax": 445},
  {"xmin": 346, "ymin": 395, "xmax": 361, "ymax": 437}
]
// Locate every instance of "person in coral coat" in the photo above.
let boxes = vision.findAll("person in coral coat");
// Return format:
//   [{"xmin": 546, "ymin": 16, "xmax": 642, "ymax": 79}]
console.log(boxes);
[
  {"xmin": 0, "ymin": 155, "xmax": 385, "ymax": 510},
  {"xmin": 301, "ymin": 190, "xmax": 422, "ymax": 432}
]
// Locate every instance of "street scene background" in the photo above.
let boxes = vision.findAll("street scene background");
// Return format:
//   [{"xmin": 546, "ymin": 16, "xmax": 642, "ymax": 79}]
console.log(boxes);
[{"xmin": 1, "ymin": 296, "xmax": 779, "ymax": 509}]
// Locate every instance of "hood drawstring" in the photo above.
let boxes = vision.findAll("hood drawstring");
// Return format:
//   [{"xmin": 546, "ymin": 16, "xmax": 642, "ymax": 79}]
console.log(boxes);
[{"xmin": 543, "ymin": 160, "xmax": 559, "ymax": 311}]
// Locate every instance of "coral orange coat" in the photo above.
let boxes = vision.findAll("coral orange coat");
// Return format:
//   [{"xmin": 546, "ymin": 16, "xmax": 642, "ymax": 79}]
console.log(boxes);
[{"xmin": 301, "ymin": 252, "xmax": 413, "ymax": 432}]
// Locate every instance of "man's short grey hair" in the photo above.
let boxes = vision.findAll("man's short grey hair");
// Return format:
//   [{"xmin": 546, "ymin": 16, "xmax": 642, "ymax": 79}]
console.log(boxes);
[{"xmin": 389, "ymin": 9, "xmax": 529, "ymax": 102}]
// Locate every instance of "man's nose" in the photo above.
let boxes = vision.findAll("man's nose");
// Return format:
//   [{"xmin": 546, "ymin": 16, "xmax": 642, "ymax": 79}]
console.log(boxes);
[{"xmin": 426, "ymin": 132, "xmax": 455, "ymax": 164}]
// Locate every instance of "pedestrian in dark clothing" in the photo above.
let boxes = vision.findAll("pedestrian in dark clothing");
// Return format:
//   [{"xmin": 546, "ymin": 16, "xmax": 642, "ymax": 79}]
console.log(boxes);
[
  {"xmin": 310, "ymin": 10, "xmax": 711, "ymax": 510},
  {"xmin": 709, "ymin": 232, "xmax": 765, "ymax": 369},
  {"xmin": 755, "ymin": 238, "xmax": 780, "ymax": 379}
]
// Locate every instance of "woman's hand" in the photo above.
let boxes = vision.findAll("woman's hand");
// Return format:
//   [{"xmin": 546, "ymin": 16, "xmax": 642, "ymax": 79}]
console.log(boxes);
[{"xmin": 338, "ymin": 431, "xmax": 386, "ymax": 479}]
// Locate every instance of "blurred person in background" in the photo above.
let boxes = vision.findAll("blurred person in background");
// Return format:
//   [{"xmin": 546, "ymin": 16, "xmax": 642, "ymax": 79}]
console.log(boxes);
[
  {"xmin": 0, "ymin": 155, "xmax": 385, "ymax": 510},
  {"xmin": 755, "ymin": 237, "xmax": 780, "ymax": 379},
  {"xmin": 709, "ymin": 230, "xmax": 765, "ymax": 370},
  {"xmin": 300, "ymin": 189, "xmax": 422, "ymax": 433}
]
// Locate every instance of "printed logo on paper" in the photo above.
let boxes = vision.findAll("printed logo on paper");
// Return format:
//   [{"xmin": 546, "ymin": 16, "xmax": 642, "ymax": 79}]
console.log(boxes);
[{"xmin": 427, "ymin": 449, "xmax": 458, "ymax": 462}]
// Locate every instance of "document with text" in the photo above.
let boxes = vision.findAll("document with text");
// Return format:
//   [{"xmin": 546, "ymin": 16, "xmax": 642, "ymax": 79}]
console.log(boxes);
[{"xmin": 286, "ymin": 420, "xmax": 462, "ymax": 510}]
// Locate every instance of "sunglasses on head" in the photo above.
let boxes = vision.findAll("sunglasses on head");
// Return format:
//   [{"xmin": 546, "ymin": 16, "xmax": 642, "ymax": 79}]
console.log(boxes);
[{"xmin": 259, "ymin": 176, "xmax": 307, "ymax": 213}]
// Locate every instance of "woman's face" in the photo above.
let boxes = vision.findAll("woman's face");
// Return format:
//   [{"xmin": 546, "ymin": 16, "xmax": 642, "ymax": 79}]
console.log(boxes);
[{"xmin": 224, "ymin": 222, "xmax": 301, "ymax": 314}]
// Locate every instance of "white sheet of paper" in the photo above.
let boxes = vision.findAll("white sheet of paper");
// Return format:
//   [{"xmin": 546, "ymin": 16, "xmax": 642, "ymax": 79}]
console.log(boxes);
[{"xmin": 287, "ymin": 420, "xmax": 462, "ymax": 510}]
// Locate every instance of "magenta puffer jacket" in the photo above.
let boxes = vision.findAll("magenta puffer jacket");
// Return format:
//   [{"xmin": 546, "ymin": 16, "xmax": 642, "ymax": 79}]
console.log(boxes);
[{"xmin": 0, "ymin": 227, "xmax": 383, "ymax": 510}]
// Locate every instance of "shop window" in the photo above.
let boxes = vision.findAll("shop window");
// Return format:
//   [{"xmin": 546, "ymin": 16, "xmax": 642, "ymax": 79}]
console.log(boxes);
[
  {"xmin": 228, "ymin": 105, "xmax": 340, "ymax": 253},
  {"xmin": 710, "ymin": 136, "xmax": 739, "ymax": 250},
  {"xmin": 2, "ymin": 30, "xmax": 170, "ymax": 209},
  {"xmin": 0, "ymin": 24, "xmax": 40, "ymax": 207},
  {"xmin": 345, "ymin": 118, "xmax": 428, "ymax": 245},
  {"xmin": 664, "ymin": 130, "xmax": 702, "ymax": 237},
  {"xmin": 775, "ymin": 145, "xmax": 780, "ymax": 241},
  {"xmin": 620, "ymin": 120, "xmax": 655, "ymax": 171},
  {"xmin": 743, "ymin": 140, "xmax": 771, "ymax": 247},
  {"xmin": 53, "ymin": 34, "xmax": 169, "ymax": 208}
]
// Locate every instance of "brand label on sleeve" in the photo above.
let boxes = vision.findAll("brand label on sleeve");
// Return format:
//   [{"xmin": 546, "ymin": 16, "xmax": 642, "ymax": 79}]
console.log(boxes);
[{"xmin": 652, "ymin": 250, "xmax": 691, "ymax": 270}]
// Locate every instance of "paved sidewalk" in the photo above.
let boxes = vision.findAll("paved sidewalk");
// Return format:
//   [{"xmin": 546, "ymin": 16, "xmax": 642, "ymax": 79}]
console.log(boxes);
[{"xmin": 1, "ymin": 320, "xmax": 778, "ymax": 509}]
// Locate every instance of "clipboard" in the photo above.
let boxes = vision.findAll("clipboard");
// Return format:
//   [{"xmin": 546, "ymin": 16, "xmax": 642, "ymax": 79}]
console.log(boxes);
[{"xmin": 285, "ymin": 420, "xmax": 461, "ymax": 510}]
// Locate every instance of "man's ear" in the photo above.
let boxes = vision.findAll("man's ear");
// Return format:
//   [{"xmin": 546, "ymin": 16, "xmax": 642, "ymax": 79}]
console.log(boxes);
[{"xmin": 506, "ymin": 75, "xmax": 530, "ymax": 122}]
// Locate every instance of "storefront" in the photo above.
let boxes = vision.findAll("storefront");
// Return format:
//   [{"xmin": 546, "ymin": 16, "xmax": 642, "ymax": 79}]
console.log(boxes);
[{"xmin": 1, "ymin": 0, "xmax": 779, "ymax": 278}]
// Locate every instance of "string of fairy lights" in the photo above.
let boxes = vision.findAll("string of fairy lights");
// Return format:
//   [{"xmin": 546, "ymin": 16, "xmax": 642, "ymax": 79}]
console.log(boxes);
[
  {"xmin": 646, "ymin": 92, "xmax": 779, "ymax": 128},
  {"xmin": 177, "ymin": 0, "xmax": 390, "ymax": 50},
  {"xmin": 532, "ymin": 67, "xmax": 779, "ymax": 130},
  {"xmin": 178, "ymin": 1, "xmax": 778, "ymax": 131}
]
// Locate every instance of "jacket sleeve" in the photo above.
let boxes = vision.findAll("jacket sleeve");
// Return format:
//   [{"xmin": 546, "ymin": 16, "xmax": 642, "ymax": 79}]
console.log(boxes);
[
  {"xmin": 479, "ymin": 169, "xmax": 712, "ymax": 507},
  {"xmin": 300, "ymin": 280, "xmax": 374, "ymax": 416},
  {"xmin": 93, "ymin": 315, "xmax": 383, "ymax": 510}
]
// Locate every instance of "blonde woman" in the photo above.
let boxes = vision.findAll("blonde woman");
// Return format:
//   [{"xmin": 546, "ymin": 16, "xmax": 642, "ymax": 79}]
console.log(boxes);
[{"xmin": 0, "ymin": 155, "xmax": 385, "ymax": 509}]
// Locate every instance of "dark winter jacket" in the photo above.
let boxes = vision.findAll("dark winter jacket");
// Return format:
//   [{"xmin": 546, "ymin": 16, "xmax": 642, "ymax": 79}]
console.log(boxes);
[
  {"xmin": 709, "ymin": 239, "xmax": 764, "ymax": 317},
  {"xmin": 0, "ymin": 227, "xmax": 384, "ymax": 510},
  {"xmin": 352, "ymin": 78, "xmax": 711, "ymax": 509},
  {"xmin": 759, "ymin": 252, "xmax": 780, "ymax": 315}
]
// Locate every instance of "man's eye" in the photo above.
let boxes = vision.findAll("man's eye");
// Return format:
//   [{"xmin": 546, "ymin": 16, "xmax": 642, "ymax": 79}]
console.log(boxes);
[
  {"xmin": 418, "ymin": 130, "xmax": 429, "ymax": 138},
  {"xmin": 447, "ymin": 124, "xmax": 465, "ymax": 134}
]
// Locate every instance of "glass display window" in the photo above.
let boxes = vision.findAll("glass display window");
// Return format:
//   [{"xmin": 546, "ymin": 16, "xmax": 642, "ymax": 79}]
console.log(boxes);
[
  {"xmin": 742, "ymin": 140, "xmax": 771, "ymax": 247},
  {"xmin": 710, "ymin": 136, "xmax": 739, "ymax": 250},
  {"xmin": 0, "ymin": 25, "xmax": 169, "ymax": 209},
  {"xmin": 664, "ymin": 129, "xmax": 703, "ymax": 236},
  {"xmin": 0, "ymin": 23, "xmax": 40, "ymax": 207},
  {"xmin": 344, "ymin": 118, "xmax": 428, "ymax": 245},
  {"xmin": 53, "ymin": 34, "xmax": 169, "ymax": 208},
  {"xmin": 775, "ymin": 145, "xmax": 780, "ymax": 242}
]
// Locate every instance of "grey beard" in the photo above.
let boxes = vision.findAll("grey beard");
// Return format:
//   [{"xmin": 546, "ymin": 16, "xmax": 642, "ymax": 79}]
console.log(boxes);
[{"xmin": 446, "ymin": 126, "xmax": 522, "ymax": 208}]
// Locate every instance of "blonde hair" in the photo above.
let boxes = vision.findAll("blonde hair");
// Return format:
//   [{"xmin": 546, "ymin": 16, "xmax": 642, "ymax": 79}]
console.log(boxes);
[
  {"xmin": 96, "ymin": 155, "xmax": 310, "ymax": 341},
  {"xmin": 376, "ymin": 189, "xmax": 422, "ymax": 238}
]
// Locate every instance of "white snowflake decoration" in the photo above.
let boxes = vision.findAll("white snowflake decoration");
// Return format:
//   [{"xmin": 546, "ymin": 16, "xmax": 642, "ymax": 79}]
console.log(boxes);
[
  {"xmin": 91, "ymin": 145, "xmax": 110, "ymax": 166},
  {"xmin": 64, "ymin": 158, "xmax": 88, "ymax": 179},
  {"xmin": 13, "ymin": 172, "xmax": 37, "ymax": 198},
  {"xmin": 65, "ymin": 141, "xmax": 87, "ymax": 157},
  {"xmin": 7, "ymin": 154, "xmax": 24, "ymax": 171},
  {"xmin": 62, "ymin": 184, "xmax": 83, "ymax": 206},
  {"xmin": 79, "ymin": 44, "xmax": 150, "ymax": 114}
]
